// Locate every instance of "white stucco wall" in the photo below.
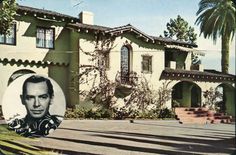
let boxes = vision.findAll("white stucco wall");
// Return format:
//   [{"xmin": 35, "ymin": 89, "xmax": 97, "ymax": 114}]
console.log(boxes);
[
  {"xmin": 78, "ymin": 38, "xmax": 98, "ymax": 92},
  {"xmin": 0, "ymin": 19, "xmax": 65, "ymax": 62},
  {"xmin": 107, "ymin": 36, "xmax": 165, "ymax": 89},
  {"xmin": 78, "ymin": 35, "xmax": 166, "ymax": 94}
]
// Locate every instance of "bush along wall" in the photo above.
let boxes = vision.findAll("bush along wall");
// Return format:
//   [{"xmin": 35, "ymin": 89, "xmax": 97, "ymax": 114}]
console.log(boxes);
[{"xmin": 64, "ymin": 107, "xmax": 175, "ymax": 120}]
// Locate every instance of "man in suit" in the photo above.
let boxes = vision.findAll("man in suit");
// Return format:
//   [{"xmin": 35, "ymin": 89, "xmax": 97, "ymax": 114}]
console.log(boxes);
[{"xmin": 8, "ymin": 75, "xmax": 61, "ymax": 137}]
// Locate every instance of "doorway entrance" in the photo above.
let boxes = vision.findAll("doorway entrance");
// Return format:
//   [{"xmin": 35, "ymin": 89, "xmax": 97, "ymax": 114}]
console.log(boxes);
[{"xmin": 172, "ymin": 81, "xmax": 201, "ymax": 107}]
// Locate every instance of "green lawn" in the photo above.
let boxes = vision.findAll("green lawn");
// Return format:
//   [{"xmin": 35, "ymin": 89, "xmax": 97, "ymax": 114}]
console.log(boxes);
[{"xmin": 0, "ymin": 125, "xmax": 57, "ymax": 155}]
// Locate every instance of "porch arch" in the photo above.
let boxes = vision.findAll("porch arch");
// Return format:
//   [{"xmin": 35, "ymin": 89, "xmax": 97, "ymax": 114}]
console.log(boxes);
[
  {"xmin": 172, "ymin": 81, "xmax": 201, "ymax": 107},
  {"xmin": 216, "ymin": 83, "xmax": 235, "ymax": 117},
  {"xmin": 8, "ymin": 69, "xmax": 35, "ymax": 86}
]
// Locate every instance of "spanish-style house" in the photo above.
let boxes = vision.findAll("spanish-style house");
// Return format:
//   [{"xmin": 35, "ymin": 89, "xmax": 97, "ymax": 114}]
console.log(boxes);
[{"xmin": 0, "ymin": 4, "xmax": 235, "ymax": 120}]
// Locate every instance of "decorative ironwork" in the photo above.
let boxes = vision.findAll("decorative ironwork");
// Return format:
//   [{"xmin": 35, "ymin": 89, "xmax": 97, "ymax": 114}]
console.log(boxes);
[
  {"xmin": 116, "ymin": 71, "xmax": 138, "ymax": 85},
  {"xmin": 121, "ymin": 46, "xmax": 130, "ymax": 83}
]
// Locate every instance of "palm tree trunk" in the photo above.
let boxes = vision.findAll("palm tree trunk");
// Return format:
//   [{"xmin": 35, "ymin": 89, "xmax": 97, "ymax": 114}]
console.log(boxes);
[{"xmin": 221, "ymin": 34, "xmax": 230, "ymax": 74}]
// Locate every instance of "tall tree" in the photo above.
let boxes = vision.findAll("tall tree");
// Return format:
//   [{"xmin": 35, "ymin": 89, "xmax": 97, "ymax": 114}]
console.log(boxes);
[
  {"xmin": 195, "ymin": 0, "xmax": 236, "ymax": 74},
  {"xmin": 164, "ymin": 15, "xmax": 197, "ymax": 44},
  {"xmin": 0, "ymin": 0, "xmax": 17, "ymax": 34}
]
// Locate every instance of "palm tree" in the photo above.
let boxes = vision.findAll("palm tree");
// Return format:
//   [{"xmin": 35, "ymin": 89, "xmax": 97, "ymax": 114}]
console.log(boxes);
[{"xmin": 195, "ymin": 0, "xmax": 236, "ymax": 74}]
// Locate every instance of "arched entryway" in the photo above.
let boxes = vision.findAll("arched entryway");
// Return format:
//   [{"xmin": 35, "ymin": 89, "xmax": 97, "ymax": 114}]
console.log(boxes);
[
  {"xmin": 216, "ymin": 83, "xmax": 235, "ymax": 117},
  {"xmin": 172, "ymin": 81, "xmax": 201, "ymax": 107},
  {"xmin": 8, "ymin": 69, "xmax": 35, "ymax": 86}
]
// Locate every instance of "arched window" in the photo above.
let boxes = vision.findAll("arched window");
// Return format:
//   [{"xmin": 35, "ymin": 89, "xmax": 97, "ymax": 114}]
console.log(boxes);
[{"xmin": 121, "ymin": 46, "xmax": 130, "ymax": 83}]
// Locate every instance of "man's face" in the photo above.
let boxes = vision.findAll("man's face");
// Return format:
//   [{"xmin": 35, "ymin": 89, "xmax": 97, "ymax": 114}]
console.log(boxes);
[{"xmin": 22, "ymin": 81, "xmax": 51, "ymax": 119}]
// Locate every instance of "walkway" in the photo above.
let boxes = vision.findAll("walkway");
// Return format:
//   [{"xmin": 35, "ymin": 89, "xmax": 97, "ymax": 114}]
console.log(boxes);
[{"xmin": 19, "ymin": 120, "xmax": 235, "ymax": 155}]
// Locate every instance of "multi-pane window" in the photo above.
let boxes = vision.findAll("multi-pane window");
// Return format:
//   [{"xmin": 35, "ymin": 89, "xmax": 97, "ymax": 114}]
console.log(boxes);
[
  {"xmin": 36, "ymin": 27, "xmax": 54, "ymax": 49},
  {"xmin": 0, "ymin": 24, "xmax": 16, "ymax": 45},
  {"xmin": 142, "ymin": 55, "xmax": 152, "ymax": 73},
  {"xmin": 98, "ymin": 53, "xmax": 110, "ymax": 70}
]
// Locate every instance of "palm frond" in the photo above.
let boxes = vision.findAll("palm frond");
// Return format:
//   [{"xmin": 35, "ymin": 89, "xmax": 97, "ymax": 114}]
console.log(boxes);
[
  {"xmin": 196, "ymin": 0, "xmax": 236, "ymax": 41},
  {"xmin": 196, "ymin": 0, "xmax": 220, "ymax": 15},
  {"xmin": 195, "ymin": 0, "xmax": 235, "ymax": 73}
]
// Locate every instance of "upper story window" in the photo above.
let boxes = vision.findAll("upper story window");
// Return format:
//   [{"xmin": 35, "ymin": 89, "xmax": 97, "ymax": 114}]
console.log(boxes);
[
  {"xmin": 36, "ymin": 27, "xmax": 55, "ymax": 49},
  {"xmin": 0, "ymin": 24, "xmax": 16, "ymax": 45},
  {"xmin": 142, "ymin": 55, "xmax": 152, "ymax": 73}
]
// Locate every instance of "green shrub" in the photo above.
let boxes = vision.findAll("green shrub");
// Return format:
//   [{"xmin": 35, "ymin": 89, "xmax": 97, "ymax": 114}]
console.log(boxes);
[
  {"xmin": 158, "ymin": 108, "xmax": 175, "ymax": 118},
  {"xmin": 64, "ymin": 107, "xmax": 175, "ymax": 120},
  {"xmin": 112, "ymin": 107, "xmax": 129, "ymax": 120},
  {"xmin": 64, "ymin": 108, "xmax": 113, "ymax": 119},
  {"xmin": 128, "ymin": 108, "xmax": 140, "ymax": 119},
  {"xmin": 100, "ymin": 109, "xmax": 112, "ymax": 118},
  {"xmin": 141, "ymin": 110, "xmax": 159, "ymax": 119},
  {"xmin": 64, "ymin": 108, "xmax": 86, "ymax": 119}
]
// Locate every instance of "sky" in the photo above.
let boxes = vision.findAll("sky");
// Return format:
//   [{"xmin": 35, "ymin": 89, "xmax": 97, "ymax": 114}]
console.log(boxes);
[{"xmin": 17, "ymin": 0, "xmax": 235, "ymax": 74}]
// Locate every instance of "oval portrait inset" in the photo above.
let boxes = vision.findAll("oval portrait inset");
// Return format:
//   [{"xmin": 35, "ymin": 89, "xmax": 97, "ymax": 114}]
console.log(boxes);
[{"xmin": 2, "ymin": 74, "xmax": 66, "ymax": 137}]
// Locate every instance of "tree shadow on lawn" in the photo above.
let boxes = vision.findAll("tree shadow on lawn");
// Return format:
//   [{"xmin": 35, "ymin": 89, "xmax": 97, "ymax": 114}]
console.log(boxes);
[
  {"xmin": 46, "ymin": 136, "xmax": 201, "ymax": 155},
  {"xmin": 54, "ymin": 127, "xmax": 235, "ymax": 154},
  {"xmin": 132, "ymin": 121, "xmax": 234, "ymax": 133},
  {"xmin": 0, "ymin": 140, "xmax": 99, "ymax": 155},
  {"xmin": 0, "ymin": 141, "xmax": 48, "ymax": 155},
  {"xmin": 1, "ymin": 140, "xmax": 40, "ymax": 151},
  {"xmin": 204, "ymin": 130, "xmax": 235, "ymax": 136},
  {"xmin": 182, "ymin": 133, "xmax": 234, "ymax": 140},
  {"xmin": 33, "ymin": 146, "xmax": 100, "ymax": 155},
  {"xmin": 59, "ymin": 127, "xmax": 234, "ymax": 145},
  {"xmin": 90, "ymin": 134, "xmax": 235, "ymax": 154}
]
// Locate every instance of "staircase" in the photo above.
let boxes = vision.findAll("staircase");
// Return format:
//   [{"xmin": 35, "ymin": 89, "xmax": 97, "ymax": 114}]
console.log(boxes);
[{"xmin": 175, "ymin": 107, "xmax": 233, "ymax": 124}]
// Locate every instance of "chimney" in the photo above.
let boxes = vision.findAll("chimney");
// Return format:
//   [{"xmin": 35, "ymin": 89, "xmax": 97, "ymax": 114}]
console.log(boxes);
[
  {"xmin": 170, "ymin": 61, "xmax": 176, "ymax": 69},
  {"xmin": 79, "ymin": 11, "xmax": 94, "ymax": 25}
]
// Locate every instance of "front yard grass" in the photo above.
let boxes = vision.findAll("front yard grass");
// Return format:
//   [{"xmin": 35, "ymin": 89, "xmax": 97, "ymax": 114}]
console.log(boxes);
[{"xmin": 0, "ymin": 124, "xmax": 57, "ymax": 155}]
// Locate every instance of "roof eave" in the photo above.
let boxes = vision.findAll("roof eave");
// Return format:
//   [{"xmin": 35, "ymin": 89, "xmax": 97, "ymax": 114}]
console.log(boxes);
[
  {"xmin": 16, "ymin": 4, "xmax": 79, "ymax": 23},
  {"xmin": 160, "ymin": 69, "xmax": 235, "ymax": 83}
]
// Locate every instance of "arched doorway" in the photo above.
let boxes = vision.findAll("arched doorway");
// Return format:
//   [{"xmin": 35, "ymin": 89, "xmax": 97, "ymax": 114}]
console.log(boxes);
[
  {"xmin": 216, "ymin": 83, "xmax": 235, "ymax": 116},
  {"xmin": 172, "ymin": 81, "xmax": 201, "ymax": 107},
  {"xmin": 120, "ymin": 46, "xmax": 130, "ymax": 83},
  {"xmin": 8, "ymin": 69, "xmax": 35, "ymax": 86}
]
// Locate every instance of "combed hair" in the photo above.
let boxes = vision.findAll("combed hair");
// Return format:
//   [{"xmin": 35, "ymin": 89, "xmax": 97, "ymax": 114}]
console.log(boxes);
[{"xmin": 22, "ymin": 75, "xmax": 54, "ymax": 98}]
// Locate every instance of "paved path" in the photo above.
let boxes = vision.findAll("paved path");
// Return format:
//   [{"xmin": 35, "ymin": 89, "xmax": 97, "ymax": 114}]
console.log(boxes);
[{"xmin": 19, "ymin": 120, "xmax": 235, "ymax": 155}]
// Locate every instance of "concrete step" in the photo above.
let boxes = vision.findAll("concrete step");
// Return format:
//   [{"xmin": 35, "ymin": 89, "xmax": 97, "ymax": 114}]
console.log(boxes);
[
  {"xmin": 179, "ymin": 118, "xmax": 208, "ymax": 124},
  {"xmin": 175, "ymin": 107, "xmax": 233, "ymax": 124}
]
